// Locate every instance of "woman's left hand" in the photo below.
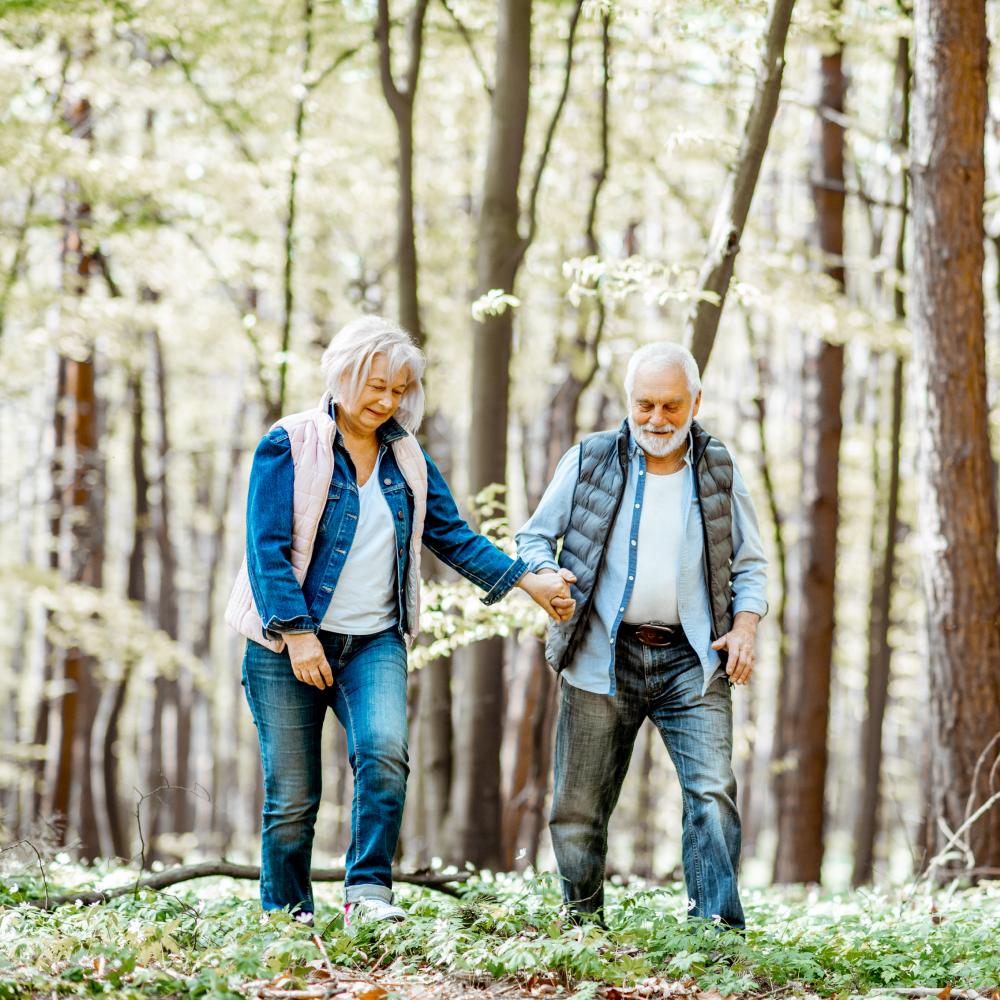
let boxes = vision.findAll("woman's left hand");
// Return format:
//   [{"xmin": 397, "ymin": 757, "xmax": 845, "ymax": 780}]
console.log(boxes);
[{"xmin": 518, "ymin": 569, "xmax": 577, "ymax": 622}]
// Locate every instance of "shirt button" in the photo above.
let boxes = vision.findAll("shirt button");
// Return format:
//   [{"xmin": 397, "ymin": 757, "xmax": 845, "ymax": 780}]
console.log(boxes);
[
  {"xmin": 384, "ymin": 478, "xmax": 392, "ymax": 485},
  {"xmin": 629, "ymin": 576, "xmax": 634, "ymax": 581},
  {"xmin": 620, "ymin": 607, "xmax": 625, "ymax": 612},
  {"xmin": 631, "ymin": 540, "xmax": 636, "ymax": 546},
  {"xmin": 397, "ymin": 510, "xmax": 404, "ymax": 519},
  {"xmin": 635, "ymin": 503, "xmax": 640, "ymax": 508},
  {"xmin": 639, "ymin": 470, "xmax": 644, "ymax": 475},
  {"xmin": 399, "ymin": 547, "xmax": 404, "ymax": 556}
]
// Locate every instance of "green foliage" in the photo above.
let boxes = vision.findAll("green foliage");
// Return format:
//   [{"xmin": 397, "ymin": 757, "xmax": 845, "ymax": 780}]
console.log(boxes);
[{"xmin": 1, "ymin": 867, "xmax": 999, "ymax": 997}]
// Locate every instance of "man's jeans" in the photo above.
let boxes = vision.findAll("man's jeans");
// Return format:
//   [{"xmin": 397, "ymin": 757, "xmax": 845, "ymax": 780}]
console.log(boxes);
[
  {"xmin": 241, "ymin": 627, "xmax": 408, "ymax": 915},
  {"xmin": 549, "ymin": 632, "xmax": 743, "ymax": 929}
]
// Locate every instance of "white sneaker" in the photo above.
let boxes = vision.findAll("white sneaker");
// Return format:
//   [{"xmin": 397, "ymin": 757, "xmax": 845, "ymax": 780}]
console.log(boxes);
[{"xmin": 350, "ymin": 897, "xmax": 407, "ymax": 924}]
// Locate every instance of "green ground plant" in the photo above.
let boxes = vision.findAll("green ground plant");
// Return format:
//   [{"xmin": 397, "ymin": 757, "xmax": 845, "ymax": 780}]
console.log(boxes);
[{"xmin": 0, "ymin": 861, "xmax": 998, "ymax": 999}]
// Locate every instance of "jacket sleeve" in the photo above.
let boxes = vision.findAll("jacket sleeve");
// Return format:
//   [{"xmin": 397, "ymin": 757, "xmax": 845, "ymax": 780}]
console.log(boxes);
[
  {"xmin": 246, "ymin": 428, "xmax": 318, "ymax": 636},
  {"xmin": 514, "ymin": 444, "xmax": 581, "ymax": 573},
  {"xmin": 729, "ymin": 455, "xmax": 769, "ymax": 620},
  {"xmin": 421, "ymin": 450, "xmax": 528, "ymax": 604}
]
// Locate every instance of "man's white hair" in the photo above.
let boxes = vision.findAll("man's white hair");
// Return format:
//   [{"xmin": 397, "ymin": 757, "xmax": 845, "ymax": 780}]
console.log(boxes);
[
  {"xmin": 624, "ymin": 341, "xmax": 701, "ymax": 399},
  {"xmin": 320, "ymin": 316, "xmax": 426, "ymax": 433}
]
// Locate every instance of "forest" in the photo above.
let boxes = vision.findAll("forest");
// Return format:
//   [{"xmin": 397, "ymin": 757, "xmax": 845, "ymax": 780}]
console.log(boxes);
[{"xmin": 0, "ymin": 0, "xmax": 998, "ymax": 995}]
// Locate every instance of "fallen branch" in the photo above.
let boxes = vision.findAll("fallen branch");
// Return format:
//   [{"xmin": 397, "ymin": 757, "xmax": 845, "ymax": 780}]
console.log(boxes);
[
  {"xmin": 29, "ymin": 862, "xmax": 469, "ymax": 909},
  {"xmin": 869, "ymin": 989, "xmax": 980, "ymax": 999},
  {"xmin": 685, "ymin": 0, "xmax": 798, "ymax": 372}
]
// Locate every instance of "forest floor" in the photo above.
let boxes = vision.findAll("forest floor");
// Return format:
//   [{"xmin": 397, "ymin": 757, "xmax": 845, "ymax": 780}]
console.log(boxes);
[{"xmin": 0, "ymin": 859, "xmax": 997, "ymax": 1000}]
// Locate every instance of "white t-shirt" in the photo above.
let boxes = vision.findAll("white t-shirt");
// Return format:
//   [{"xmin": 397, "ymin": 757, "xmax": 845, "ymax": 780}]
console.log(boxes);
[
  {"xmin": 622, "ymin": 465, "xmax": 687, "ymax": 625},
  {"xmin": 320, "ymin": 468, "xmax": 398, "ymax": 635}
]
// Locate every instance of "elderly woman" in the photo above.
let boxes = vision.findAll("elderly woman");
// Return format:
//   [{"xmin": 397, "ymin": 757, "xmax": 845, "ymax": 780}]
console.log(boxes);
[{"xmin": 226, "ymin": 317, "xmax": 573, "ymax": 925}]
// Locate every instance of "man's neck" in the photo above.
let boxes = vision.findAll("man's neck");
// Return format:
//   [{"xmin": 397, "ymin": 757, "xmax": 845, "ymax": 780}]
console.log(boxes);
[{"xmin": 643, "ymin": 447, "xmax": 687, "ymax": 476}]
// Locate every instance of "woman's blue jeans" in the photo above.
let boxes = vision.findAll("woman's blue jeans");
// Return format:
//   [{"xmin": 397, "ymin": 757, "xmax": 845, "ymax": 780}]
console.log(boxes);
[
  {"xmin": 241, "ymin": 627, "xmax": 408, "ymax": 915},
  {"xmin": 549, "ymin": 633, "xmax": 744, "ymax": 929}
]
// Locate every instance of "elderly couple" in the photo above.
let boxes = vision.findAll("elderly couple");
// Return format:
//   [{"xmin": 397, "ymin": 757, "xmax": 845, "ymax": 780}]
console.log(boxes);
[{"xmin": 227, "ymin": 316, "xmax": 768, "ymax": 928}]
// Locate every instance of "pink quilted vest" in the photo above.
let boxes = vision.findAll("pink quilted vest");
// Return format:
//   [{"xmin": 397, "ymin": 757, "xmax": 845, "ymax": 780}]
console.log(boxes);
[{"xmin": 225, "ymin": 392, "xmax": 428, "ymax": 653}]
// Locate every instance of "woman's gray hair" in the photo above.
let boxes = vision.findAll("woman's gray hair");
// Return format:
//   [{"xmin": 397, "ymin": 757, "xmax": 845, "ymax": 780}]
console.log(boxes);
[
  {"xmin": 624, "ymin": 341, "xmax": 701, "ymax": 398},
  {"xmin": 320, "ymin": 316, "xmax": 426, "ymax": 433}
]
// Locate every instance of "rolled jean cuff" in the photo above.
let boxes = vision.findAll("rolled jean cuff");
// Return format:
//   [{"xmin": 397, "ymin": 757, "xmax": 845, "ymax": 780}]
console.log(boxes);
[{"xmin": 344, "ymin": 883, "xmax": 394, "ymax": 904}]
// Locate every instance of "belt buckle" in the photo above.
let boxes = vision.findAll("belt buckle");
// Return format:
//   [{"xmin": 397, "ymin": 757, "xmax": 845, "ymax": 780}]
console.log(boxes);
[{"xmin": 636, "ymin": 624, "xmax": 677, "ymax": 647}]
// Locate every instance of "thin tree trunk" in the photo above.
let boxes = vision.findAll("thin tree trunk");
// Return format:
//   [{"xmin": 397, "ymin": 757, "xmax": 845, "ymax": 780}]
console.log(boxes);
[
  {"xmin": 632, "ymin": 720, "xmax": 656, "ymax": 879},
  {"xmin": 31, "ymin": 355, "xmax": 67, "ymax": 823},
  {"xmin": 911, "ymin": 0, "xmax": 1000, "ymax": 870},
  {"xmin": 449, "ymin": 0, "xmax": 583, "ymax": 870},
  {"xmin": 852, "ymin": 36, "xmax": 910, "ymax": 890},
  {"xmin": 418, "ymin": 653, "xmax": 453, "ymax": 860},
  {"xmin": 52, "ymin": 355, "xmax": 104, "ymax": 861},
  {"xmin": 546, "ymin": 9, "xmax": 611, "ymax": 462},
  {"xmin": 102, "ymin": 370, "xmax": 150, "ymax": 861},
  {"xmin": 376, "ymin": 0, "xmax": 430, "ymax": 345},
  {"xmin": 501, "ymin": 8, "xmax": 611, "ymax": 874},
  {"xmin": 686, "ymin": 0, "xmax": 798, "ymax": 372},
  {"xmin": 146, "ymin": 329, "xmax": 187, "ymax": 860},
  {"xmin": 501, "ymin": 636, "xmax": 556, "ymax": 870},
  {"xmin": 773, "ymin": 47, "xmax": 846, "ymax": 884}
]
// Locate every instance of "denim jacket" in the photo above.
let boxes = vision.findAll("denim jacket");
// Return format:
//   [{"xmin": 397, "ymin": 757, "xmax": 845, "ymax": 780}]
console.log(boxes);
[{"xmin": 246, "ymin": 415, "xmax": 528, "ymax": 640}]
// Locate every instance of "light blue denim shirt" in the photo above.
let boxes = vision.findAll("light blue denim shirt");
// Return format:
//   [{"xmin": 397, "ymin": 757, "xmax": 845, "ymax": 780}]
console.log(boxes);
[{"xmin": 515, "ymin": 432, "xmax": 769, "ymax": 695}]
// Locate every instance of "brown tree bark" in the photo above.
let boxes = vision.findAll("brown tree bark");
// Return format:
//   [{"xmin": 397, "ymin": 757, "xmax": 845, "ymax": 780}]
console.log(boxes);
[
  {"xmin": 773, "ymin": 48, "xmax": 846, "ymax": 884},
  {"xmin": 910, "ymin": 0, "xmax": 1000, "ymax": 871},
  {"xmin": 852, "ymin": 37, "xmax": 910, "ymax": 889},
  {"xmin": 376, "ymin": 0, "xmax": 430, "ymax": 345},
  {"xmin": 52, "ymin": 355, "xmax": 104, "ymax": 861},
  {"xmin": 447, "ymin": 0, "xmax": 582, "ymax": 869},
  {"xmin": 501, "ymin": 638, "xmax": 559, "ymax": 870}
]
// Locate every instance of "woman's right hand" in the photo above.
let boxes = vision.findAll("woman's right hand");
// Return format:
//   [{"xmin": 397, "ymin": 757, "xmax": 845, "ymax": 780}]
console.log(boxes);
[{"xmin": 284, "ymin": 632, "xmax": 334, "ymax": 689}]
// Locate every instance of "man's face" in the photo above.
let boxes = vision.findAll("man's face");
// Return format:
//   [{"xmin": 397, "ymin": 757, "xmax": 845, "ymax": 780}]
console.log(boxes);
[{"xmin": 629, "ymin": 363, "xmax": 701, "ymax": 457}]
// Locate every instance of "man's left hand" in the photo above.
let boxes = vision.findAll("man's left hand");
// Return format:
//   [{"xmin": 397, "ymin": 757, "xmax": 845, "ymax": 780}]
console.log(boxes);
[{"xmin": 711, "ymin": 611, "xmax": 759, "ymax": 685}]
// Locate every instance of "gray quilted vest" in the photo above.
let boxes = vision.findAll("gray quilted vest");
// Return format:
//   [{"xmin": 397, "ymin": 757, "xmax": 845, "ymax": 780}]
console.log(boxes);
[{"xmin": 544, "ymin": 419, "xmax": 735, "ymax": 672}]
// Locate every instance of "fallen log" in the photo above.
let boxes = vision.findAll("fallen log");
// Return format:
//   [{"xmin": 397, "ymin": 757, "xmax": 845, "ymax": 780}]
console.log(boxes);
[{"xmin": 29, "ymin": 862, "xmax": 469, "ymax": 909}]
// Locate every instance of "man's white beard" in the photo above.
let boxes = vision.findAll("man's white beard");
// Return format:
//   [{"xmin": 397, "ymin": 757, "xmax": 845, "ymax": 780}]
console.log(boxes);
[{"xmin": 628, "ymin": 408, "xmax": 693, "ymax": 458}]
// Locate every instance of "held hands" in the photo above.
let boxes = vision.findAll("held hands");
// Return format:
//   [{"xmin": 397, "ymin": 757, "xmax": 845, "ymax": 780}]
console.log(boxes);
[
  {"xmin": 287, "ymin": 568, "xmax": 580, "ymax": 687},
  {"xmin": 518, "ymin": 567, "xmax": 578, "ymax": 623},
  {"xmin": 711, "ymin": 610, "xmax": 759, "ymax": 685},
  {"xmin": 284, "ymin": 631, "xmax": 333, "ymax": 689}
]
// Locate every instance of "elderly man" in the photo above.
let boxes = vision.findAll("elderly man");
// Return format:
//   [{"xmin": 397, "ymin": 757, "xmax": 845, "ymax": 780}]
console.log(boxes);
[{"xmin": 516, "ymin": 341, "xmax": 768, "ymax": 929}]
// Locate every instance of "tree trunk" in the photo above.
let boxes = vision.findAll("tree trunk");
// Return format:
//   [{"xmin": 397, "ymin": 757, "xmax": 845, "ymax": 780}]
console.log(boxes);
[
  {"xmin": 685, "ymin": 0, "xmax": 798, "ymax": 372},
  {"xmin": 773, "ymin": 47, "xmax": 846, "ymax": 884},
  {"xmin": 501, "ymin": 637, "xmax": 558, "ymax": 871},
  {"xmin": 500, "ymin": 7, "xmax": 611, "ymax": 875},
  {"xmin": 448, "ymin": 0, "xmax": 586, "ymax": 869},
  {"xmin": 417, "ymin": 652, "xmax": 453, "ymax": 860},
  {"xmin": 52, "ymin": 355, "xmax": 104, "ymax": 861},
  {"xmin": 146, "ymin": 329, "xmax": 189, "ymax": 860},
  {"xmin": 446, "ymin": 0, "xmax": 533, "ymax": 871},
  {"xmin": 101, "ymin": 370, "xmax": 150, "ymax": 861},
  {"xmin": 852, "ymin": 37, "xmax": 910, "ymax": 889},
  {"xmin": 31, "ymin": 356, "xmax": 68, "ymax": 823},
  {"xmin": 376, "ymin": 0, "xmax": 430, "ymax": 345},
  {"xmin": 632, "ymin": 720, "xmax": 656, "ymax": 879},
  {"xmin": 911, "ymin": 0, "xmax": 1000, "ymax": 871}
]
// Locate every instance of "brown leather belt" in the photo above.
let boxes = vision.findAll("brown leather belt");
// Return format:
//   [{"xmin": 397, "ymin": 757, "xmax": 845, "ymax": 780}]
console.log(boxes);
[{"xmin": 618, "ymin": 621, "xmax": 686, "ymax": 647}]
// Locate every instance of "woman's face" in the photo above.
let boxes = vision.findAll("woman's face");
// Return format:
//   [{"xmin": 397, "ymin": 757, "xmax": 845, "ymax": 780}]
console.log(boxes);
[{"xmin": 338, "ymin": 354, "xmax": 409, "ymax": 435}]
